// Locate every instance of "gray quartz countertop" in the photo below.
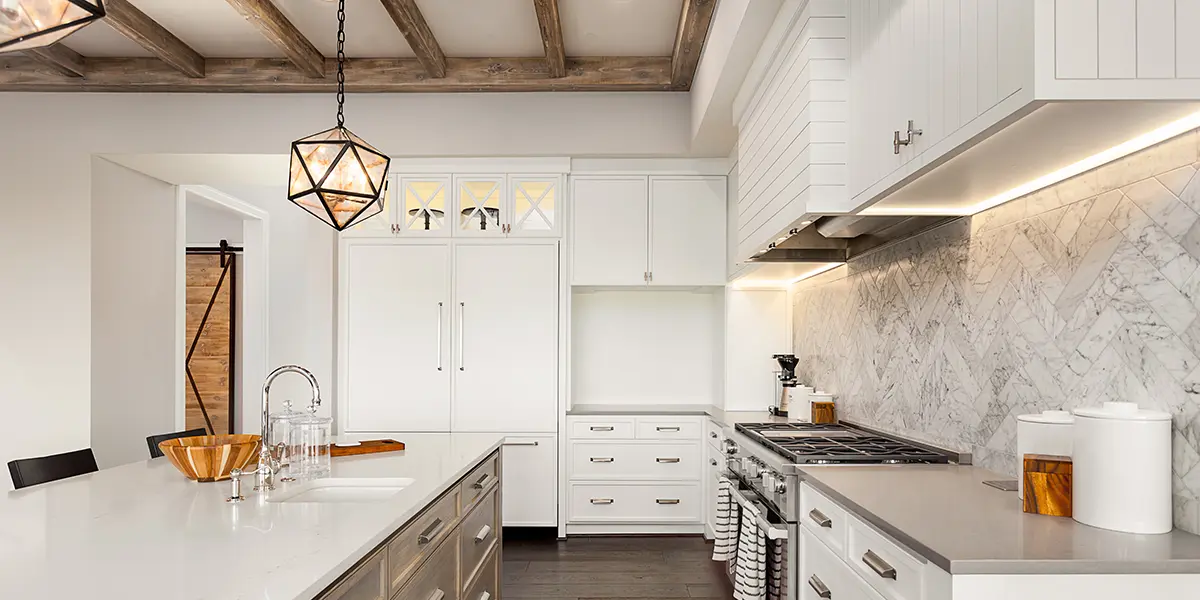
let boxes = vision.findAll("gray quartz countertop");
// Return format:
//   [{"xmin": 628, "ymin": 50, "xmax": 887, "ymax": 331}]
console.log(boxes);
[
  {"xmin": 799, "ymin": 464, "xmax": 1200, "ymax": 575},
  {"xmin": 566, "ymin": 403, "xmax": 788, "ymax": 427}
]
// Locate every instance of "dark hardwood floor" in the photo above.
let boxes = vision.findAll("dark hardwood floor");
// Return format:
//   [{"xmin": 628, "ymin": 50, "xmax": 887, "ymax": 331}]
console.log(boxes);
[{"xmin": 502, "ymin": 536, "xmax": 733, "ymax": 600}]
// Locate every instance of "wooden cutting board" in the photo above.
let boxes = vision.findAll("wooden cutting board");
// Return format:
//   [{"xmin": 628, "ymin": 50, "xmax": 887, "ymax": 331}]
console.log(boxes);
[{"xmin": 331, "ymin": 439, "xmax": 406, "ymax": 457}]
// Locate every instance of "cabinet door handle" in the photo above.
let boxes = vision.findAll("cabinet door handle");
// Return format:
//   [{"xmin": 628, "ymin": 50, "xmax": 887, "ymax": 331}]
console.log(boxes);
[
  {"xmin": 472, "ymin": 473, "xmax": 492, "ymax": 490},
  {"xmin": 808, "ymin": 575, "xmax": 831, "ymax": 599},
  {"xmin": 436, "ymin": 302, "xmax": 443, "ymax": 371},
  {"xmin": 503, "ymin": 441, "xmax": 540, "ymax": 446},
  {"xmin": 893, "ymin": 130, "xmax": 907, "ymax": 154},
  {"xmin": 862, "ymin": 549, "xmax": 897, "ymax": 580},
  {"xmin": 809, "ymin": 508, "xmax": 832, "ymax": 528},
  {"xmin": 590, "ymin": 426, "xmax": 614, "ymax": 432},
  {"xmin": 426, "ymin": 589, "xmax": 445, "ymax": 600},
  {"xmin": 656, "ymin": 457, "xmax": 680, "ymax": 463},
  {"xmin": 458, "ymin": 302, "xmax": 465, "ymax": 371},
  {"xmin": 590, "ymin": 457, "xmax": 614, "ymax": 463},
  {"xmin": 417, "ymin": 518, "xmax": 445, "ymax": 545},
  {"xmin": 656, "ymin": 426, "xmax": 680, "ymax": 432},
  {"xmin": 474, "ymin": 525, "xmax": 492, "ymax": 543},
  {"xmin": 590, "ymin": 498, "xmax": 614, "ymax": 505},
  {"xmin": 656, "ymin": 498, "xmax": 680, "ymax": 505},
  {"xmin": 648, "ymin": 272, "xmax": 652, "ymax": 282},
  {"xmin": 710, "ymin": 431, "xmax": 718, "ymax": 438},
  {"xmin": 710, "ymin": 459, "xmax": 718, "ymax": 466}
]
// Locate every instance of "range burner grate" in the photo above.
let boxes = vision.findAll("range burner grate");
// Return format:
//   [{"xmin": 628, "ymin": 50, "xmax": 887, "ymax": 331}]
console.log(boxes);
[{"xmin": 735, "ymin": 422, "xmax": 951, "ymax": 464}]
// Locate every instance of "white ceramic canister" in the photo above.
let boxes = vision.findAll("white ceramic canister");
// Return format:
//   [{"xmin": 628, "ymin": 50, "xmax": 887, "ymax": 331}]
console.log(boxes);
[
  {"xmin": 1016, "ymin": 410, "xmax": 1074, "ymax": 500},
  {"xmin": 1072, "ymin": 402, "xmax": 1172, "ymax": 534},
  {"xmin": 789, "ymin": 386, "xmax": 814, "ymax": 422}
]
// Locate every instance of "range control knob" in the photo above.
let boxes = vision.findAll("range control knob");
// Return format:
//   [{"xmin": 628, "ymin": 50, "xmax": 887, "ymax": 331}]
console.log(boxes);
[
  {"xmin": 770, "ymin": 473, "xmax": 787, "ymax": 494},
  {"xmin": 723, "ymin": 439, "xmax": 738, "ymax": 456},
  {"xmin": 742, "ymin": 458, "xmax": 760, "ymax": 478}
]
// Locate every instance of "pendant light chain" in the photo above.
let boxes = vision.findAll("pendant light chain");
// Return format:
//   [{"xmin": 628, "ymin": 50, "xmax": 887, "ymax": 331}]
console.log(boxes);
[{"xmin": 335, "ymin": 0, "xmax": 347, "ymax": 128}]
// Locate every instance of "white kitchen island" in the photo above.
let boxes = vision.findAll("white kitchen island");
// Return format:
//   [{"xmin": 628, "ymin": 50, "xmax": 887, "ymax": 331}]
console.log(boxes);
[{"xmin": 0, "ymin": 432, "xmax": 504, "ymax": 600}]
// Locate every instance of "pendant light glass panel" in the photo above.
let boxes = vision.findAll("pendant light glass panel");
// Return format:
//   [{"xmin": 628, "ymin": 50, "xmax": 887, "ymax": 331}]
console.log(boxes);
[
  {"xmin": 288, "ymin": 126, "xmax": 391, "ymax": 231},
  {"xmin": 0, "ymin": 0, "xmax": 105, "ymax": 53}
]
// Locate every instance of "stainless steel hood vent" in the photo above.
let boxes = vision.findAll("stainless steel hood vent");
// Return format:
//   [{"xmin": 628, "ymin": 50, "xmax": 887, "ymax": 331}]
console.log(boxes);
[{"xmin": 751, "ymin": 215, "xmax": 958, "ymax": 263}]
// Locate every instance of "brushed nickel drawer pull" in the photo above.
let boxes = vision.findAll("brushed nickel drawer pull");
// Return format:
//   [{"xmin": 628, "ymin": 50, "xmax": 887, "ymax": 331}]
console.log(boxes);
[
  {"xmin": 656, "ymin": 457, "xmax": 681, "ymax": 463},
  {"xmin": 809, "ymin": 508, "xmax": 832, "ymax": 528},
  {"xmin": 656, "ymin": 498, "xmax": 680, "ymax": 505},
  {"xmin": 427, "ymin": 589, "xmax": 445, "ymax": 600},
  {"xmin": 417, "ymin": 518, "xmax": 445, "ymax": 545},
  {"xmin": 503, "ymin": 441, "xmax": 540, "ymax": 446},
  {"xmin": 590, "ymin": 498, "xmax": 614, "ymax": 505},
  {"xmin": 472, "ymin": 473, "xmax": 492, "ymax": 490},
  {"xmin": 590, "ymin": 426, "xmax": 614, "ymax": 431},
  {"xmin": 808, "ymin": 575, "xmax": 831, "ymax": 599},
  {"xmin": 477, "ymin": 593, "xmax": 491, "ymax": 600},
  {"xmin": 656, "ymin": 426, "xmax": 681, "ymax": 432},
  {"xmin": 474, "ymin": 525, "xmax": 492, "ymax": 543},
  {"xmin": 590, "ymin": 457, "xmax": 614, "ymax": 463},
  {"xmin": 863, "ymin": 549, "xmax": 897, "ymax": 580}
]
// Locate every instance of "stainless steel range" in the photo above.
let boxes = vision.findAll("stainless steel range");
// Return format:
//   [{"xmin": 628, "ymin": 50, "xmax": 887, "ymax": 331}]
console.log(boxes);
[{"xmin": 718, "ymin": 421, "xmax": 967, "ymax": 599}]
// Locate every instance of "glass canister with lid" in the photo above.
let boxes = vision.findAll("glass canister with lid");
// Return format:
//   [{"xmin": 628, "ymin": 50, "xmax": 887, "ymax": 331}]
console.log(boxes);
[
  {"xmin": 291, "ymin": 406, "xmax": 332, "ymax": 480},
  {"xmin": 269, "ymin": 400, "xmax": 305, "ymax": 482}
]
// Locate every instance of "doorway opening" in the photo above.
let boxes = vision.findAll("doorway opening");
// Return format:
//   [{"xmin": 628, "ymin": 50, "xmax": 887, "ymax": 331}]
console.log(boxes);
[{"xmin": 184, "ymin": 240, "xmax": 240, "ymax": 434}]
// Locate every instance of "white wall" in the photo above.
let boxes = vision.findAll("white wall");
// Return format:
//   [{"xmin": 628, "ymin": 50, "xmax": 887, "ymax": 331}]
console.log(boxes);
[
  {"xmin": 0, "ymin": 91, "xmax": 692, "ymax": 478},
  {"xmin": 723, "ymin": 289, "xmax": 789, "ymax": 412},
  {"xmin": 186, "ymin": 200, "xmax": 245, "ymax": 245},
  {"xmin": 90, "ymin": 159, "xmax": 178, "ymax": 470}
]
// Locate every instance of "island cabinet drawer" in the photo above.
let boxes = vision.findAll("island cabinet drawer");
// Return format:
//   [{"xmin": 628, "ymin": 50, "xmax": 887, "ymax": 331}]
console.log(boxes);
[
  {"xmin": 322, "ymin": 549, "xmax": 387, "ymax": 600},
  {"xmin": 846, "ymin": 515, "xmax": 923, "ymax": 600},
  {"xmin": 463, "ymin": 547, "xmax": 499, "ymax": 600},
  {"xmin": 800, "ymin": 483, "xmax": 848, "ymax": 558},
  {"xmin": 395, "ymin": 528, "xmax": 459, "ymax": 600},
  {"xmin": 568, "ymin": 483, "xmax": 701, "ymax": 523},
  {"xmin": 635, "ymin": 417, "xmax": 702, "ymax": 440},
  {"xmin": 460, "ymin": 488, "xmax": 499, "ymax": 588},
  {"xmin": 460, "ymin": 453, "xmax": 498, "ymax": 512},
  {"xmin": 801, "ymin": 528, "xmax": 885, "ymax": 600},
  {"xmin": 569, "ymin": 418, "xmax": 635, "ymax": 439},
  {"xmin": 387, "ymin": 488, "xmax": 460, "ymax": 594},
  {"xmin": 570, "ymin": 442, "xmax": 701, "ymax": 480}
]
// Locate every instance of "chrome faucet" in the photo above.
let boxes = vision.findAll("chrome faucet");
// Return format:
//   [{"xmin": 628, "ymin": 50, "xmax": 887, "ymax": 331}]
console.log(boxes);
[{"xmin": 255, "ymin": 365, "xmax": 321, "ymax": 492}]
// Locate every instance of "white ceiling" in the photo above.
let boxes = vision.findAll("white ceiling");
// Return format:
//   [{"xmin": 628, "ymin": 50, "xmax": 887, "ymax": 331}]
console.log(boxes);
[{"xmin": 58, "ymin": 0, "xmax": 684, "ymax": 59}]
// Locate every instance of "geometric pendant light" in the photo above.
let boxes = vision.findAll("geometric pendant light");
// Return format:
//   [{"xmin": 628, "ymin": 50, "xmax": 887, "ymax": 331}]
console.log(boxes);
[
  {"xmin": 287, "ymin": 0, "xmax": 390, "ymax": 231},
  {"xmin": 0, "ymin": 0, "xmax": 105, "ymax": 53}
]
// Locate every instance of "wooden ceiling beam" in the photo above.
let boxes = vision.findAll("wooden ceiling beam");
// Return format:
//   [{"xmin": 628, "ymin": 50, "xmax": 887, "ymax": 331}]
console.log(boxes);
[
  {"xmin": 23, "ymin": 45, "xmax": 87, "ymax": 78},
  {"xmin": 532, "ymin": 0, "xmax": 566, "ymax": 78},
  {"xmin": 378, "ymin": 0, "xmax": 446, "ymax": 78},
  {"xmin": 0, "ymin": 56, "xmax": 672, "ymax": 92},
  {"xmin": 223, "ymin": 0, "xmax": 324, "ymax": 78},
  {"xmin": 670, "ymin": 0, "xmax": 718, "ymax": 90},
  {"xmin": 103, "ymin": 0, "xmax": 205, "ymax": 78}
]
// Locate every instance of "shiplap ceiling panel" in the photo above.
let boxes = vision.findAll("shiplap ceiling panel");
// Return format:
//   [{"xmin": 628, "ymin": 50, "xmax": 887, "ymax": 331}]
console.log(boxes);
[{"xmin": 559, "ymin": 0, "xmax": 683, "ymax": 56}]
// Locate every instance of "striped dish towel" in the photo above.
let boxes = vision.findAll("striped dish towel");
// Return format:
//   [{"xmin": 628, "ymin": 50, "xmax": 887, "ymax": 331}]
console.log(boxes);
[
  {"xmin": 712, "ymin": 477, "xmax": 738, "ymax": 562},
  {"xmin": 767, "ymin": 535, "xmax": 787, "ymax": 600},
  {"xmin": 734, "ymin": 501, "xmax": 767, "ymax": 600}
]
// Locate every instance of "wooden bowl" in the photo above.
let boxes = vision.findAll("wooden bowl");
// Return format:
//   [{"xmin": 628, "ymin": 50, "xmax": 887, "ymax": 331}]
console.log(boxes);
[{"xmin": 159, "ymin": 434, "xmax": 261, "ymax": 482}]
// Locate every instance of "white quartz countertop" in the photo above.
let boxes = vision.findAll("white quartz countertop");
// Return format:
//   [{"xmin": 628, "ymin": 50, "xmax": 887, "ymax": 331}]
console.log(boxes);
[
  {"xmin": 566, "ymin": 403, "xmax": 787, "ymax": 426},
  {"xmin": 799, "ymin": 464, "xmax": 1200, "ymax": 575},
  {"xmin": 0, "ymin": 432, "xmax": 504, "ymax": 600}
]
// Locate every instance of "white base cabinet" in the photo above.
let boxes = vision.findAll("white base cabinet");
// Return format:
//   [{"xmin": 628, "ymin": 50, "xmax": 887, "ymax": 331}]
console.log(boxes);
[{"xmin": 500, "ymin": 434, "xmax": 558, "ymax": 527}]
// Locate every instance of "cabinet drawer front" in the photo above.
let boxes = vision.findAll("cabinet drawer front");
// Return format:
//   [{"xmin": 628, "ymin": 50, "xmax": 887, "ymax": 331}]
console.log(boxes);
[
  {"xmin": 460, "ymin": 489, "xmax": 499, "ymax": 589},
  {"xmin": 800, "ymin": 483, "xmax": 849, "ymax": 558},
  {"xmin": 388, "ymin": 488, "xmax": 460, "ymax": 594},
  {"xmin": 570, "ymin": 442, "xmax": 701, "ymax": 480},
  {"xmin": 322, "ymin": 550, "xmax": 387, "ymax": 600},
  {"xmin": 801, "ymin": 528, "xmax": 884, "ymax": 600},
  {"xmin": 635, "ymin": 418, "xmax": 701, "ymax": 440},
  {"xmin": 460, "ymin": 453, "xmax": 498, "ymax": 512},
  {"xmin": 846, "ymin": 515, "xmax": 923, "ymax": 600},
  {"xmin": 463, "ymin": 547, "xmax": 498, "ymax": 600},
  {"xmin": 704, "ymin": 419, "xmax": 725, "ymax": 450},
  {"xmin": 569, "ymin": 418, "xmax": 635, "ymax": 439},
  {"xmin": 395, "ymin": 529, "xmax": 459, "ymax": 600},
  {"xmin": 568, "ymin": 483, "xmax": 701, "ymax": 523}
]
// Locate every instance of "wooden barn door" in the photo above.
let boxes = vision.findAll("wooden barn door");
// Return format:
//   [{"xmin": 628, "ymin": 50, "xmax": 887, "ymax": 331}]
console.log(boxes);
[{"xmin": 184, "ymin": 241, "xmax": 238, "ymax": 434}]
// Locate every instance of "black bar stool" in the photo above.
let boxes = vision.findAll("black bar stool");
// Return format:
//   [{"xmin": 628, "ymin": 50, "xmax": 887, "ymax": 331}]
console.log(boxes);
[
  {"xmin": 146, "ymin": 428, "xmax": 208, "ymax": 459},
  {"xmin": 7, "ymin": 449, "xmax": 99, "ymax": 490}
]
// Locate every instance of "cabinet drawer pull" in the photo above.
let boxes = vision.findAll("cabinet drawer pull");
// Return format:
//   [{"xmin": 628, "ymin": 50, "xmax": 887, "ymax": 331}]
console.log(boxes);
[
  {"xmin": 417, "ymin": 518, "xmax": 445, "ymax": 545},
  {"xmin": 474, "ymin": 525, "xmax": 492, "ymax": 543},
  {"xmin": 472, "ymin": 473, "xmax": 493, "ymax": 490},
  {"xmin": 427, "ymin": 589, "xmax": 445, "ymax": 600},
  {"xmin": 710, "ymin": 431, "xmax": 718, "ymax": 438},
  {"xmin": 655, "ymin": 426, "xmax": 680, "ymax": 432},
  {"xmin": 590, "ymin": 426, "xmax": 614, "ymax": 432},
  {"xmin": 503, "ymin": 441, "xmax": 540, "ymax": 446},
  {"xmin": 862, "ymin": 549, "xmax": 897, "ymax": 580},
  {"xmin": 656, "ymin": 457, "xmax": 681, "ymax": 463},
  {"xmin": 808, "ymin": 508, "xmax": 832, "ymax": 528},
  {"xmin": 590, "ymin": 498, "xmax": 614, "ymax": 505},
  {"xmin": 477, "ymin": 593, "xmax": 491, "ymax": 600},
  {"xmin": 590, "ymin": 457, "xmax": 614, "ymax": 463},
  {"xmin": 656, "ymin": 498, "xmax": 680, "ymax": 505},
  {"xmin": 710, "ymin": 458, "xmax": 718, "ymax": 466},
  {"xmin": 808, "ymin": 575, "xmax": 831, "ymax": 599}
]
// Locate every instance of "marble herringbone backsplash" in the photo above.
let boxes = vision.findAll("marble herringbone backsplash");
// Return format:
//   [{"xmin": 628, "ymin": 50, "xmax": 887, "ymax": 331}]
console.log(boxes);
[{"xmin": 791, "ymin": 131, "xmax": 1200, "ymax": 534}]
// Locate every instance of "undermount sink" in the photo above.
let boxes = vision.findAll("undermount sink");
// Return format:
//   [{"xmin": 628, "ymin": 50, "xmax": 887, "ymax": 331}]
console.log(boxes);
[{"xmin": 266, "ymin": 478, "xmax": 415, "ymax": 503}]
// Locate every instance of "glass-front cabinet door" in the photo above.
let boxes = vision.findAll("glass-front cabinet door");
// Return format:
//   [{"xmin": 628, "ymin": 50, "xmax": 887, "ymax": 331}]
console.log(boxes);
[
  {"xmin": 509, "ymin": 175, "xmax": 561, "ymax": 237},
  {"xmin": 398, "ymin": 175, "xmax": 451, "ymax": 236},
  {"xmin": 341, "ymin": 175, "xmax": 397, "ymax": 237},
  {"xmin": 454, "ymin": 175, "xmax": 505, "ymax": 236}
]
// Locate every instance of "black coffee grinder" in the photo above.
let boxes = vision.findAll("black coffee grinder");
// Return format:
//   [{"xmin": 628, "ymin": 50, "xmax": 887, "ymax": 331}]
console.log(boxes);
[{"xmin": 770, "ymin": 353, "xmax": 800, "ymax": 416}]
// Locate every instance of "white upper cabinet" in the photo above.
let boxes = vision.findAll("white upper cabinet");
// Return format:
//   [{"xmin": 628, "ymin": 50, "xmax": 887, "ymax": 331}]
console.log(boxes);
[
  {"xmin": 454, "ymin": 175, "xmax": 506, "ymax": 236},
  {"xmin": 398, "ymin": 175, "xmax": 452, "ymax": 236},
  {"xmin": 510, "ymin": 175, "xmax": 563, "ymax": 237},
  {"xmin": 571, "ymin": 175, "xmax": 727, "ymax": 287}
]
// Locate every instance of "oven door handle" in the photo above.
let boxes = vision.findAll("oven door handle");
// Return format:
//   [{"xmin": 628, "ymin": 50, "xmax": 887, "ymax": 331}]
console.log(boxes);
[{"xmin": 726, "ymin": 484, "xmax": 789, "ymax": 540}]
